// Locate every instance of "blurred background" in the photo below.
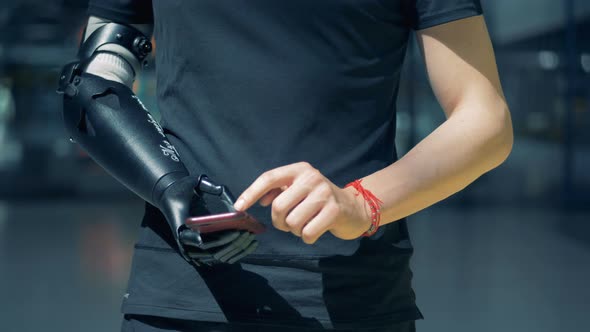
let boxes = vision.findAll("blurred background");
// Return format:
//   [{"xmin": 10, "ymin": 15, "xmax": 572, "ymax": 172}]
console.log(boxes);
[{"xmin": 0, "ymin": 0, "xmax": 588, "ymax": 331}]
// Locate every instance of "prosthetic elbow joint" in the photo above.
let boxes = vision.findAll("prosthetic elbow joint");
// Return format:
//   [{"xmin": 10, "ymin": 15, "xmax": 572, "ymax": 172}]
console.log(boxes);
[{"xmin": 57, "ymin": 22, "xmax": 152, "ymax": 94}]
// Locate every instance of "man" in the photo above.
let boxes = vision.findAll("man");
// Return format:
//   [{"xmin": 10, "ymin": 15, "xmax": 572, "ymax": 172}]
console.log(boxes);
[{"xmin": 60, "ymin": 0, "xmax": 512, "ymax": 331}]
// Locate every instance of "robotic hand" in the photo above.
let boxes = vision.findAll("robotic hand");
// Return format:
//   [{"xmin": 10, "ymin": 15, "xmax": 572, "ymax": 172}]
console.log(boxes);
[
  {"xmin": 57, "ymin": 19, "xmax": 259, "ymax": 266},
  {"xmin": 160, "ymin": 175, "xmax": 259, "ymax": 266}
]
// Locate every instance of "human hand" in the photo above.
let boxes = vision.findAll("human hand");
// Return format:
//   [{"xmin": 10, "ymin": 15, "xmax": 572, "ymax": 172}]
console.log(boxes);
[{"xmin": 234, "ymin": 162, "xmax": 372, "ymax": 244}]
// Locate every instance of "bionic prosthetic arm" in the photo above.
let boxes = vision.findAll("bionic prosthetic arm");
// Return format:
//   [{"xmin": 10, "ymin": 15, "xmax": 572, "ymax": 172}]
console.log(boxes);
[{"xmin": 57, "ymin": 18, "xmax": 258, "ymax": 265}]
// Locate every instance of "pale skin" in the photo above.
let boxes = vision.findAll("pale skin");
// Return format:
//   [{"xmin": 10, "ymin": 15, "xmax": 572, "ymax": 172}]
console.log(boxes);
[{"xmin": 233, "ymin": 15, "xmax": 514, "ymax": 244}]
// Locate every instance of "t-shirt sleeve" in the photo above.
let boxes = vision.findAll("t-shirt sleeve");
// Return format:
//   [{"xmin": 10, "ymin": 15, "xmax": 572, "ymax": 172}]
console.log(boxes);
[
  {"xmin": 87, "ymin": 0, "xmax": 153, "ymax": 24},
  {"xmin": 405, "ymin": 0, "xmax": 483, "ymax": 30}
]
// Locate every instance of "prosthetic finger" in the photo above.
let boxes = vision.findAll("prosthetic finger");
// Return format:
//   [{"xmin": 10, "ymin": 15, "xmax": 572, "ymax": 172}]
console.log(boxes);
[
  {"xmin": 211, "ymin": 232, "xmax": 251, "ymax": 262},
  {"xmin": 186, "ymin": 251, "xmax": 217, "ymax": 266},
  {"xmin": 185, "ymin": 231, "xmax": 245, "ymax": 263},
  {"xmin": 227, "ymin": 240, "xmax": 259, "ymax": 264},
  {"xmin": 198, "ymin": 230, "xmax": 242, "ymax": 250},
  {"xmin": 224, "ymin": 234, "xmax": 257, "ymax": 262},
  {"xmin": 186, "ymin": 235, "xmax": 258, "ymax": 265},
  {"xmin": 178, "ymin": 229, "xmax": 204, "ymax": 247},
  {"xmin": 215, "ymin": 233, "xmax": 256, "ymax": 262},
  {"xmin": 185, "ymin": 231, "xmax": 257, "ymax": 263},
  {"xmin": 187, "ymin": 250, "xmax": 212, "ymax": 259}
]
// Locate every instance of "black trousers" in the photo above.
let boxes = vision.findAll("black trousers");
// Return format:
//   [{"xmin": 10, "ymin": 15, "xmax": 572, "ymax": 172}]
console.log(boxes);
[{"xmin": 121, "ymin": 315, "xmax": 416, "ymax": 332}]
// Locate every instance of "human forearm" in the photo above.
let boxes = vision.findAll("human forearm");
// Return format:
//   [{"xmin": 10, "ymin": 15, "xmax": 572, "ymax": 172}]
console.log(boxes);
[
  {"xmin": 358, "ymin": 101, "xmax": 513, "ymax": 226},
  {"xmin": 353, "ymin": 15, "xmax": 515, "ymax": 228}
]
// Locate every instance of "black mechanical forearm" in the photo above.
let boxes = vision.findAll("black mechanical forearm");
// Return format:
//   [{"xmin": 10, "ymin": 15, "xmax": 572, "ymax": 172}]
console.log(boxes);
[
  {"xmin": 56, "ymin": 22, "xmax": 186, "ymax": 208},
  {"xmin": 60, "ymin": 72, "xmax": 189, "ymax": 207}
]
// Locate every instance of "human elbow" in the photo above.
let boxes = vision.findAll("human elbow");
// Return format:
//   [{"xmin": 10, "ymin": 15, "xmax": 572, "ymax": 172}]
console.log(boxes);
[{"xmin": 488, "ymin": 104, "xmax": 513, "ymax": 168}]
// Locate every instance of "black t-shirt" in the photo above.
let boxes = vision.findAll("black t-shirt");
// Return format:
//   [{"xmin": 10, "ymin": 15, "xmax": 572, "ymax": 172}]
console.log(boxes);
[{"xmin": 88, "ymin": 1, "xmax": 482, "ymax": 330}]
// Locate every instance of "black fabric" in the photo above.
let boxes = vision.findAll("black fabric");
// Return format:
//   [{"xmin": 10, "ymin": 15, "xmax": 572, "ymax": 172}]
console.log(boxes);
[
  {"xmin": 88, "ymin": 0, "xmax": 153, "ymax": 23},
  {"xmin": 121, "ymin": 314, "xmax": 416, "ymax": 332},
  {"xmin": 124, "ymin": 204, "xmax": 420, "ymax": 330},
  {"xmin": 404, "ymin": 0, "xmax": 483, "ymax": 29},
  {"xmin": 86, "ymin": 0, "xmax": 483, "ymax": 329}
]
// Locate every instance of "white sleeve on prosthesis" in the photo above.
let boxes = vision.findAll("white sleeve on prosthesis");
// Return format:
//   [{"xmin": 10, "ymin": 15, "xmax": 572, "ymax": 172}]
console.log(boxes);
[{"xmin": 83, "ymin": 16, "xmax": 153, "ymax": 87}]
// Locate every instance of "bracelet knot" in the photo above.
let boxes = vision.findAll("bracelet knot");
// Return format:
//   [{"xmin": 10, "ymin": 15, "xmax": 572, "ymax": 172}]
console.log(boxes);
[{"xmin": 344, "ymin": 179, "xmax": 383, "ymax": 237}]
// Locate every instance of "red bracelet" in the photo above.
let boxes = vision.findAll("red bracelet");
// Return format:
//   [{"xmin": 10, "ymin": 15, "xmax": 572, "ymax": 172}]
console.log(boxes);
[{"xmin": 344, "ymin": 179, "xmax": 383, "ymax": 237}]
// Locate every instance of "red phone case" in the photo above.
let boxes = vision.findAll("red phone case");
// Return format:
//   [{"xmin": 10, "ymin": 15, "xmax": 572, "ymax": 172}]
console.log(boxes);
[{"xmin": 185, "ymin": 211, "xmax": 266, "ymax": 234}]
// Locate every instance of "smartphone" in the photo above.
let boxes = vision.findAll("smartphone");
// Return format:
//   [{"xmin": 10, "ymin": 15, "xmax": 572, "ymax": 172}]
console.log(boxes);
[{"xmin": 185, "ymin": 211, "xmax": 266, "ymax": 234}]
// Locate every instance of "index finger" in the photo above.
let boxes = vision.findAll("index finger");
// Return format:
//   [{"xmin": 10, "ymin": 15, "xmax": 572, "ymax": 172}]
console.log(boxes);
[{"xmin": 234, "ymin": 162, "xmax": 308, "ymax": 211}]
